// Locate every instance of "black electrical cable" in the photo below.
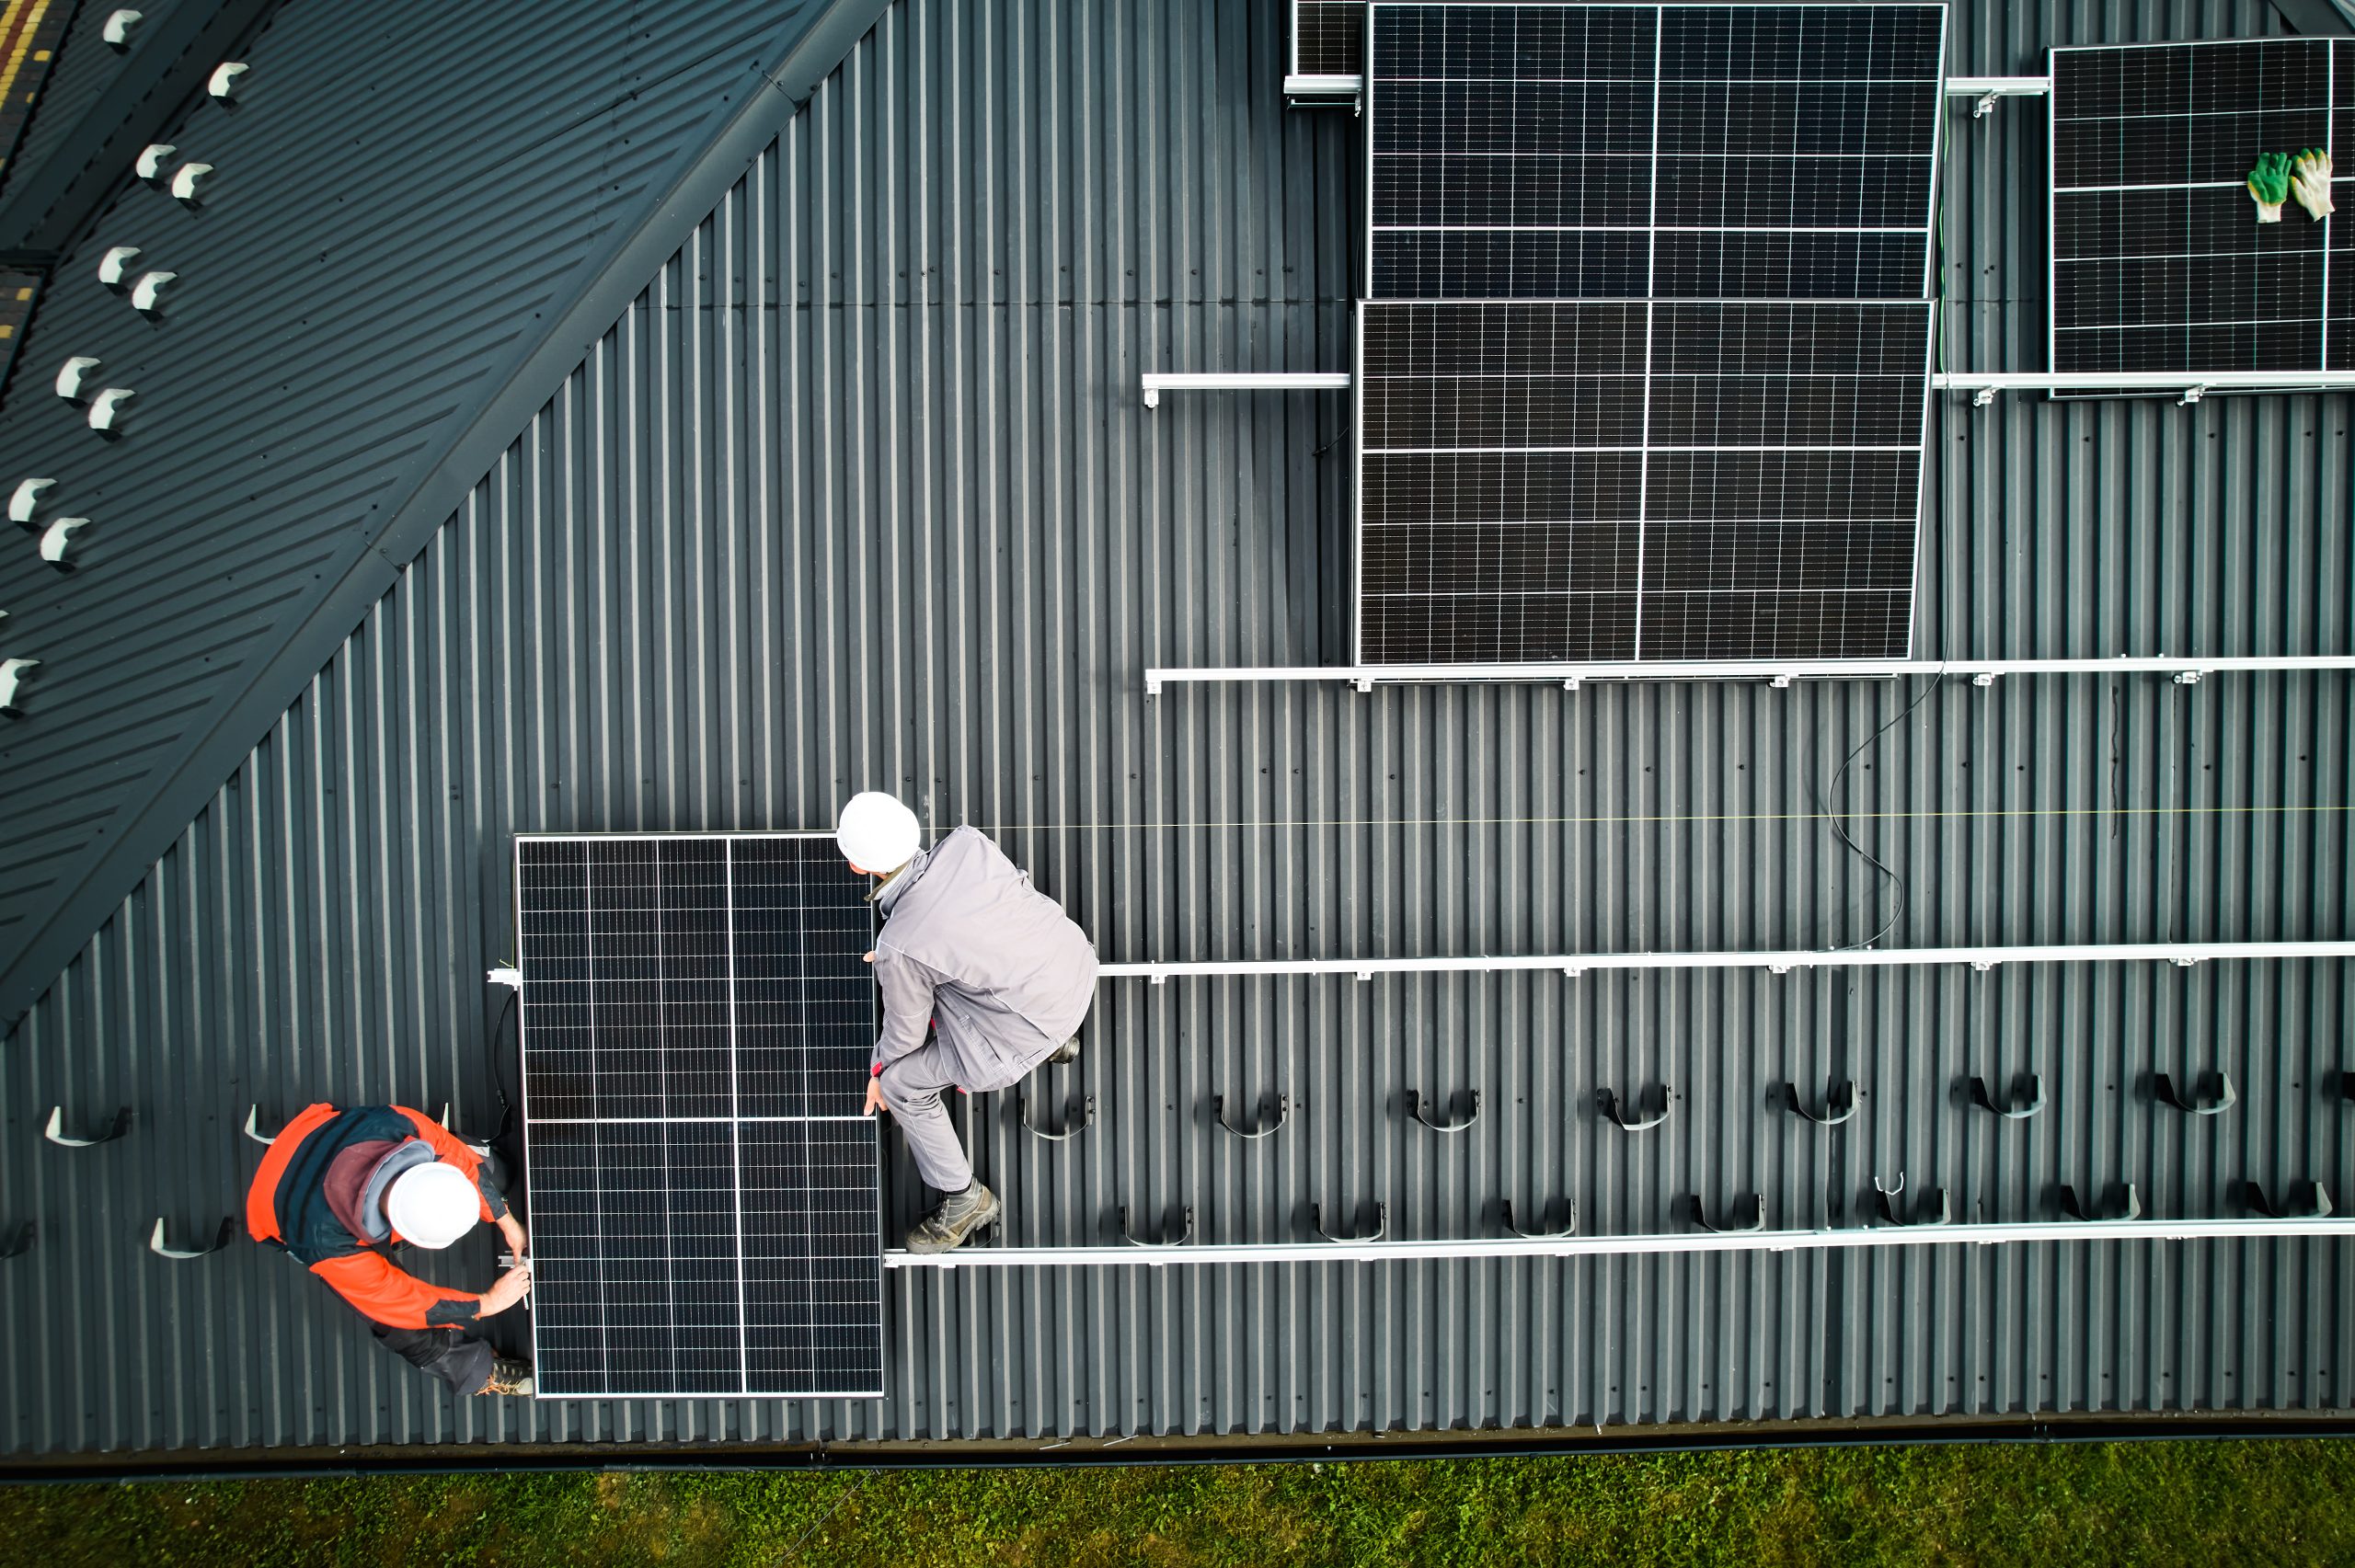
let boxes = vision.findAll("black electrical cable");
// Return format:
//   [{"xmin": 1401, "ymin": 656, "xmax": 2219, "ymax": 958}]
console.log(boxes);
[
  {"xmin": 1819, "ymin": 669, "xmax": 1946, "ymax": 952},
  {"xmin": 486, "ymin": 984, "xmax": 519, "ymax": 1145}
]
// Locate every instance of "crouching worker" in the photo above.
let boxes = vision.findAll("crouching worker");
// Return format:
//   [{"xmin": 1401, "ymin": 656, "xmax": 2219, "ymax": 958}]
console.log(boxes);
[
  {"xmin": 837, "ymin": 792, "xmax": 1099, "ymax": 1254},
  {"xmin": 247, "ymin": 1102, "xmax": 535, "ymax": 1396}
]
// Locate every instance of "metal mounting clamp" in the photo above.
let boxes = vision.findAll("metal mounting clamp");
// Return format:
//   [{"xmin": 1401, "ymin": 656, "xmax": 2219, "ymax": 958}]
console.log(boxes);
[
  {"xmin": 2245, "ymin": 1180, "xmax": 2333, "ymax": 1219},
  {"xmin": 1968, "ymin": 1071, "xmax": 2045, "ymax": 1119},
  {"xmin": 2154, "ymin": 1070, "xmax": 2236, "ymax": 1116},
  {"xmin": 1019, "ymin": 1091, "xmax": 1093, "ymax": 1141},
  {"xmin": 1120, "ymin": 1204, "xmax": 1194, "ymax": 1249},
  {"xmin": 1213, "ymin": 1091, "xmax": 1289, "ymax": 1139},
  {"xmin": 0, "ymin": 1221, "xmax": 30, "ymax": 1260},
  {"xmin": 1598, "ymin": 1082, "xmax": 1671, "ymax": 1132},
  {"xmin": 1783, "ymin": 1079, "xmax": 1857, "ymax": 1127},
  {"xmin": 1686, "ymin": 1194, "xmax": 1766, "ymax": 1233},
  {"xmin": 243, "ymin": 1105, "xmax": 281, "ymax": 1145},
  {"xmin": 1500, "ymin": 1197, "xmax": 1579, "ymax": 1240},
  {"xmin": 1872, "ymin": 1173, "xmax": 1952, "ymax": 1226},
  {"xmin": 2058, "ymin": 1182, "xmax": 2142, "ymax": 1223},
  {"xmin": 1405, "ymin": 1088, "xmax": 1481, "ymax": 1132},
  {"xmin": 45, "ymin": 1104, "xmax": 131, "ymax": 1147},
  {"xmin": 1312, "ymin": 1200, "xmax": 1385, "ymax": 1244},
  {"xmin": 150, "ymin": 1216, "xmax": 236, "ymax": 1259}
]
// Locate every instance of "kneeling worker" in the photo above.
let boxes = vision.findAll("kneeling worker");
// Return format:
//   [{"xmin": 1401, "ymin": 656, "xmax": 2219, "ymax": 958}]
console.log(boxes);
[
  {"xmin": 247, "ymin": 1102, "xmax": 535, "ymax": 1395},
  {"xmin": 839, "ymin": 792, "xmax": 1099, "ymax": 1253}
]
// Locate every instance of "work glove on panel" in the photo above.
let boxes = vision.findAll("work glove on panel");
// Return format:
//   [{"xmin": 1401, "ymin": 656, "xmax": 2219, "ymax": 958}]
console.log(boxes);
[
  {"xmin": 2292, "ymin": 148, "xmax": 2335, "ymax": 220},
  {"xmin": 2247, "ymin": 151, "xmax": 2292, "ymax": 223}
]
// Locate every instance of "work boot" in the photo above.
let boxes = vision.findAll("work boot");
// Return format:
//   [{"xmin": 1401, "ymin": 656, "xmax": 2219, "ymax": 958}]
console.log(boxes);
[
  {"xmin": 907, "ymin": 1182, "xmax": 1001, "ymax": 1253},
  {"xmin": 1047, "ymin": 1035, "xmax": 1082, "ymax": 1067},
  {"xmin": 480, "ymin": 1357, "xmax": 535, "ymax": 1397}
]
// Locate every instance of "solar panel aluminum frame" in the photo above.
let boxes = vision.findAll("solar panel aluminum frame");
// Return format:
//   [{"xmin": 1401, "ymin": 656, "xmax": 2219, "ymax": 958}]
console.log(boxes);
[
  {"xmin": 2044, "ymin": 37, "xmax": 2341, "ymax": 397},
  {"xmin": 1353, "ymin": 2, "xmax": 1945, "ymax": 670},
  {"xmin": 513, "ymin": 830, "xmax": 885, "ymax": 1402}
]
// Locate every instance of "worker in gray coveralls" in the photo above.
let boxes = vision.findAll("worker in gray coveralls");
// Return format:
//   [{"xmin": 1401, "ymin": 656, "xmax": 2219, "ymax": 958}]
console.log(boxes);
[{"xmin": 838, "ymin": 791, "xmax": 1098, "ymax": 1253}]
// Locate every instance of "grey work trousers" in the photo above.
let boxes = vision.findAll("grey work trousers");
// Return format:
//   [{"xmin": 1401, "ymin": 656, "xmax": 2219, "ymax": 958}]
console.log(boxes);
[{"xmin": 878, "ymin": 1039, "xmax": 979, "ymax": 1194}]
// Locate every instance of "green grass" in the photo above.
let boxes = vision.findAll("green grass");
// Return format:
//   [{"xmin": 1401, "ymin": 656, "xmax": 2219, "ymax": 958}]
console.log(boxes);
[{"xmin": 5, "ymin": 1439, "xmax": 2354, "ymax": 1566}]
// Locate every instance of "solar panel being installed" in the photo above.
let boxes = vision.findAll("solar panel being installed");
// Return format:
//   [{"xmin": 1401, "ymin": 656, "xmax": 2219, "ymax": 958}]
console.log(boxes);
[
  {"xmin": 514, "ymin": 833, "xmax": 883, "ymax": 1400},
  {"xmin": 1356, "ymin": 3, "xmax": 1943, "ymax": 666},
  {"xmin": 2051, "ymin": 39, "xmax": 2343, "ymax": 379}
]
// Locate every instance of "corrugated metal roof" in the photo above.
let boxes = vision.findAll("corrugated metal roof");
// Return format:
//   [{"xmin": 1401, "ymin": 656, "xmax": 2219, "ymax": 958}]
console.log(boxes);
[
  {"xmin": 4, "ymin": 0, "xmax": 2354, "ymax": 1460},
  {"xmin": 0, "ymin": 0, "xmax": 875, "ymax": 1030},
  {"xmin": 0, "ymin": 0, "xmax": 185, "ymax": 216}
]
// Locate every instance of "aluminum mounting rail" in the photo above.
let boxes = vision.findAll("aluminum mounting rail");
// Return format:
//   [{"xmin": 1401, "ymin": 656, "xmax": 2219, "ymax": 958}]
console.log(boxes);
[
  {"xmin": 1946, "ymin": 74, "xmax": 2049, "ymax": 116},
  {"xmin": 1097, "ymin": 941, "xmax": 2355, "ymax": 985},
  {"xmin": 1281, "ymin": 73, "xmax": 1361, "ymax": 97},
  {"xmin": 1141, "ymin": 371, "xmax": 1351, "ymax": 407},
  {"xmin": 885, "ymin": 1212, "xmax": 2355, "ymax": 1268},
  {"xmin": 1142, "ymin": 655, "xmax": 2355, "ymax": 694},
  {"xmin": 1935, "ymin": 369, "xmax": 2355, "ymax": 405}
]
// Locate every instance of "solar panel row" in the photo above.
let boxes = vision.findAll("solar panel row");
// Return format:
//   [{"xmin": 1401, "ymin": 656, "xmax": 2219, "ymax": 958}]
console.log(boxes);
[
  {"xmin": 2050, "ymin": 37, "xmax": 2355, "ymax": 379},
  {"xmin": 517, "ymin": 834, "xmax": 884, "ymax": 1400},
  {"xmin": 1357, "ymin": 3, "xmax": 1941, "ymax": 667}
]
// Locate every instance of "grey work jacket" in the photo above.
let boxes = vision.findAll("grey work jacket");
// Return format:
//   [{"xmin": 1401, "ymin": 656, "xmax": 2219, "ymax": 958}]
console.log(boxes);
[{"xmin": 870, "ymin": 826, "xmax": 1099, "ymax": 1093}]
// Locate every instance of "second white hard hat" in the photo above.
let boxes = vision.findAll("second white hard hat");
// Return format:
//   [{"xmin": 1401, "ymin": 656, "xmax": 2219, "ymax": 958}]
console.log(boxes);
[
  {"xmin": 385, "ymin": 1162, "xmax": 481, "ymax": 1250},
  {"xmin": 836, "ymin": 791, "xmax": 922, "ymax": 874}
]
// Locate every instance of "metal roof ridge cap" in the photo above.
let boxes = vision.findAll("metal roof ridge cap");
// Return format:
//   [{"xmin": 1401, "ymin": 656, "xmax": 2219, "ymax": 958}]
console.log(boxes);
[{"xmin": 0, "ymin": 0, "xmax": 901, "ymax": 1034}]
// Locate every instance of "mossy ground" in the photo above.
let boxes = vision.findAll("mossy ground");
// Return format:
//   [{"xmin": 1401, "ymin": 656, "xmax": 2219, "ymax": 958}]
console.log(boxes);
[{"xmin": 4, "ymin": 1438, "xmax": 2351, "ymax": 1565}]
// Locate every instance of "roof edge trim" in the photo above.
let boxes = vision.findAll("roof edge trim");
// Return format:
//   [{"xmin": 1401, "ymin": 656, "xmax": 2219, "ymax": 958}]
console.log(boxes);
[{"xmin": 0, "ymin": 0, "xmax": 900, "ymax": 1032}]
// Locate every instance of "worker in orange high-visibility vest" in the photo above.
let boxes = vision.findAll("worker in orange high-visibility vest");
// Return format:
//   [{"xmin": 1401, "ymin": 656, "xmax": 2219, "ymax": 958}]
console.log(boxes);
[{"xmin": 247, "ymin": 1103, "xmax": 534, "ymax": 1396}]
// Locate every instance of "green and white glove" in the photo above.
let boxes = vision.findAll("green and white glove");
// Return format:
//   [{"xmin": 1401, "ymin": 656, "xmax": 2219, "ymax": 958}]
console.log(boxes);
[
  {"xmin": 2292, "ymin": 148, "xmax": 2335, "ymax": 220},
  {"xmin": 2248, "ymin": 152, "xmax": 2292, "ymax": 223}
]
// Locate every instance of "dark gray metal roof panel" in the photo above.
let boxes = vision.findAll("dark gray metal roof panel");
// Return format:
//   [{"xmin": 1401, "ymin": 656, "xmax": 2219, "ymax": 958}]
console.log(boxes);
[
  {"xmin": 0, "ymin": 0, "xmax": 890, "ymax": 1031},
  {"xmin": 0, "ymin": 0, "xmax": 189, "ymax": 217},
  {"xmin": 5, "ymin": 0, "xmax": 2354, "ymax": 1459}
]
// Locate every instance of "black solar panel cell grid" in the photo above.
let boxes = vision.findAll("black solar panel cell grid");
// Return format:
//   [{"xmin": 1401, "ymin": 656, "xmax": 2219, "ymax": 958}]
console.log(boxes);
[
  {"xmin": 2051, "ymin": 38, "xmax": 2344, "ymax": 380},
  {"xmin": 528, "ymin": 1119, "xmax": 744, "ymax": 1398},
  {"xmin": 2051, "ymin": 252, "xmax": 2323, "ymax": 333},
  {"xmin": 1648, "ymin": 231, "xmax": 1927, "ymax": 299},
  {"xmin": 2053, "ymin": 109, "xmax": 2328, "ymax": 189},
  {"xmin": 1361, "ymin": 590, "xmax": 1642, "ymax": 663},
  {"xmin": 731, "ymin": 838, "xmax": 875, "ymax": 1121},
  {"xmin": 1636, "ymin": 588, "xmax": 1912, "ymax": 659},
  {"xmin": 1371, "ymin": 4, "xmax": 1657, "ymax": 82},
  {"xmin": 1294, "ymin": 1, "xmax": 1364, "ymax": 75},
  {"xmin": 2051, "ymin": 39, "xmax": 2326, "ymax": 120},
  {"xmin": 1655, "ymin": 4, "xmax": 1943, "ymax": 82},
  {"xmin": 1650, "ymin": 301, "xmax": 1928, "ymax": 373},
  {"xmin": 1654, "ymin": 81, "xmax": 1937, "ymax": 157},
  {"xmin": 1373, "ymin": 153, "xmax": 1651, "ymax": 227},
  {"xmin": 1367, "ymin": 299, "xmax": 1650, "ymax": 371},
  {"xmin": 1360, "ymin": 451, "xmax": 1648, "ymax": 523},
  {"xmin": 739, "ymin": 1120, "xmax": 886, "ymax": 1392},
  {"xmin": 2053, "ymin": 186, "xmax": 2326, "ymax": 262},
  {"xmin": 516, "ymin": 833, "xmax": 884, "ymax": 1400},
  {"xmin": 1361, "ymin": 520, "xmax": 1643, "ymax": 595},
  {"xmin": 1653, "ymin": 154, "xmax": 1928, "ymax": 229},
  {"xmin": 1374, "ymin": 79, "xmax": 1657, "ymax": 154},
  {"xmin": 1373, "ymin": 229, "xmax": 1652, "ymax": 298}
]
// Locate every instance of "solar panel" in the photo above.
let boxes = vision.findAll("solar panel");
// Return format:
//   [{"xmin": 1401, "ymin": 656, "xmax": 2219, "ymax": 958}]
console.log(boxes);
[
  {"xmin": 1295, "ymin": 1, "xmax": 1365, "ymax": 77},
  {"xmin": 2050, "ymin": 39, "xmax": 2345, "ymax": 381},
  {"xmin": 1356, "ymin": 3, "xmax": 1943, "ymax": 666},
  {"xmin": 514, "ymin": 832, "xmax": 883, "ymax": 1401}
]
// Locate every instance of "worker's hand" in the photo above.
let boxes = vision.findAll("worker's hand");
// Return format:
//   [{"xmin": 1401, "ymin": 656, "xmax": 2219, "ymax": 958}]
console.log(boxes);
[
  {"xmin": 864, "ymin": 951, "xmax": 876, "ymax": 963},
  {"xmin": 479, "ymin": 1261, "xmax": 533, "ymax": 1316},
  {"xmin": 498, "ymin": 1212, "xmax": 529, "ymax": 1258},
  {"xmin": 862, "ymin": 1078, "xmax": 890, "ymax": 1117}
]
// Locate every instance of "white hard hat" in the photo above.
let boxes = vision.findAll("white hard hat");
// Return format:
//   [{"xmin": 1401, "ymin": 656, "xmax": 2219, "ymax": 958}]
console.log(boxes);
[
  {"xmin": 836, "ymin": 791, "xmax": 921, "ymax": 873},
  {"xmin": 385, "ymin": 1162, "xmax": 481, "ymax": 1250}
]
